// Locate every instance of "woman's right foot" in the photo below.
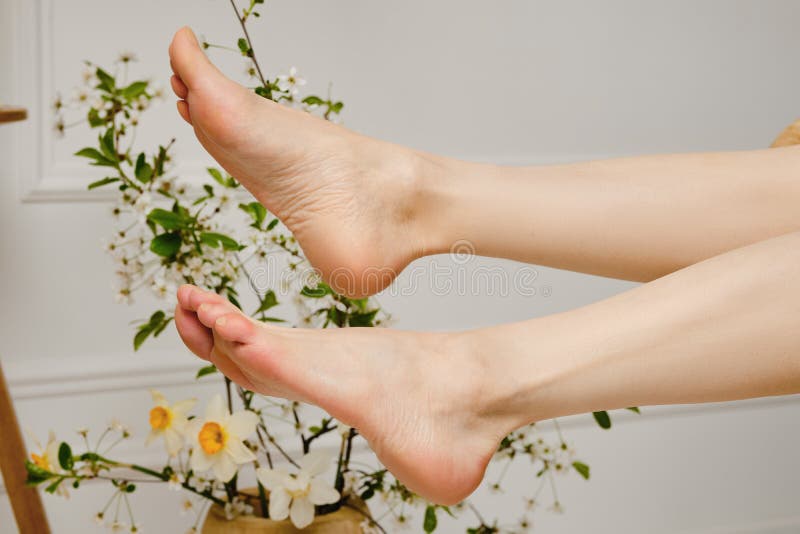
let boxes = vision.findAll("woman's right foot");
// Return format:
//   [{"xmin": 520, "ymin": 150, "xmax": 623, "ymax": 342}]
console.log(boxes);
[{"xmin": 168, "ymin": 27, "xmax": 433, "ymax": 298}]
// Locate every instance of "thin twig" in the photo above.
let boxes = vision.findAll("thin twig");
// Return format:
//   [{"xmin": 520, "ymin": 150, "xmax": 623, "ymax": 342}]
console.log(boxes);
[
  {"xmin": 228, "ymin": 0, "xmax": 269, "ymax": 88},
  {"xmin": 344, "ymin": 502, "xmax": 388, "ymax": 534}
]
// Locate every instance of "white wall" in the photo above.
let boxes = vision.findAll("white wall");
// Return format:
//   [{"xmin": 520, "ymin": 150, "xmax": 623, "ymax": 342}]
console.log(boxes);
[{"xmin": 1, "ymin": 0, "xmax": 799, "ymax": 532}]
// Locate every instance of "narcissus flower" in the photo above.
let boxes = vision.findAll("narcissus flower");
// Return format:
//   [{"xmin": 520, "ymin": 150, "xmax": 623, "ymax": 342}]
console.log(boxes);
[
  {"xmin": 145, "ymin": 390, "xmax": 195, "ymax": 456},
  {"xmin": 256, "ymin": 451, "xmax": 340, "ymax": 529},
  {"xmin": 29, "ymin": 431, "xmax": 68, "ymax": 497},
  {"xmin": 188, "ymin": 394, "xmax": 257, "ymax": 482},
  {"xmin": 30, "ymin": 431, "xmax": 60, "ymax": 472}
]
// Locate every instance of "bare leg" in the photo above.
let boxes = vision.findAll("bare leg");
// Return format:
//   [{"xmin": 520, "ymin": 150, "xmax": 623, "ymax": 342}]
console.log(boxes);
[
  {"xmin": 168, "ymin": 27, "xmax": 800, "ymax": 294},
  {"xmin": 175, "ymin": 231, "xmax": 800, "ymax": 504},
  {"xmin": 419, "ymin": 149, "xmax": 800, "ymax": 282}
]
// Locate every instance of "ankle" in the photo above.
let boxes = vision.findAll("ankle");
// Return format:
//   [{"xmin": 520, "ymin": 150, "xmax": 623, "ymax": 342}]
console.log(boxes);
[
  {"xmin": 358, "ymin": 139, "xmax": 451, "ymax": 261},
  {"xmin": 403, "ymin": 151, "xmax": 466, "ymax": 257},
  {"xmin": 456, "ymin": 323, "xmax": 568, "ymax": 433},
  {"xmin": 441, "ymin": 330, "xmax": 530, "ymax": 439}
]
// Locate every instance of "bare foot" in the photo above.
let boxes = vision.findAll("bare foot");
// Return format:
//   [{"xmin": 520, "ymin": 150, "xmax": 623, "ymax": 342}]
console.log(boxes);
[
  {"xmin": 174, "ymin": 284, "xmax": 510, "ymax": 505},
  {"xmin": 168, "ymin": 27, "xmax": 429, "ymax": 298}
]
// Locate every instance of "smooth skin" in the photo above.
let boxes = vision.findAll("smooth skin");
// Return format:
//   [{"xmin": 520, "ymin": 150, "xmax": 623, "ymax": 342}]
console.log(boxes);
[{"xmin": 169, "ymin": 27, "xmax": 800, "ymax": 504}]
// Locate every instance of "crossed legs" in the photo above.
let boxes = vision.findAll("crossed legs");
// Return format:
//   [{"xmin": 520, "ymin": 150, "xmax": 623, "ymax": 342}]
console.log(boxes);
[{"xmin": 169, "ymin": 27, "xmax": 800, "ymax": 503}]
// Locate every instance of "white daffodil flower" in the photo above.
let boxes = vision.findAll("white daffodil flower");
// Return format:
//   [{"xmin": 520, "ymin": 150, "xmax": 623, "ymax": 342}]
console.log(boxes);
[
  {"xmin": 29, "ymin": 431, "xmax": 61, "ymax": 472},
  {"xmin": 188, "ymin": 394, "xmax": 257, "ymax": 482},
  {"xmin": 256, "ymin": 451, "xmax": 340, "ymax": 529},
  {"xmin": 145, "ymin": 390, "xmax": 195, "ymax": 456}
]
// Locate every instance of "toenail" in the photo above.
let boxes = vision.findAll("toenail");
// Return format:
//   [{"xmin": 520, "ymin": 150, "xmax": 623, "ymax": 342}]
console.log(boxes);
[
  {"xmin": 216, "ymin": 317, "xmax": 227, "ymax": 327},
  {"xmin": 198, "ymin": 303, "xmax": 209, "ymax": 312}
]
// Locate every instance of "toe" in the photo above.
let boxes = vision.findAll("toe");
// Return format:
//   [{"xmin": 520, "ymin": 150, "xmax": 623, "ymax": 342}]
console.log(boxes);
[
  {"xmin": 214, "ymin": 313, "xmax": 256, "ymax": 344},
  {"xmin": 177, "ymin": 284, "xmax": 197, "ymax": 309},
  {"xmin": 186, "ymin": 286, "xmax": 232, "ymax": 312},
  {"xmin": 177, "ymin": 100, "xmax": 192, "ymax": 125},
  {"xmin": 174, "ymin": 304, "xmax": 213, "ymax": 361},
  {"xmin": 168, "ymin": 26, "xmax": 221, "ymax": 90},
  {"xmin": 171, "ymin": 74, "xmax": 188, "ymax": 99},
  {"xmin": 196, "ymin": 303, "xmax": 237, "ymax": 329}
]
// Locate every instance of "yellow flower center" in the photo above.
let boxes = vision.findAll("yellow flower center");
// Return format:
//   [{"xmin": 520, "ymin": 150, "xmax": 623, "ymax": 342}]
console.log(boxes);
[
  {"xmin": 286, "ymin": 475, "xmax": 311, "ymax": 499},
  {"xmin": 198, "ymin": 422, "xmax": 227, "ymax": 455},
  {"xmin": 287, "ymin": 485, "xmax": 311, "ymax": 499},
  {"xmin": 149, "ymin": 406, "xmax": 172, "ymax": 431},
  {"xmin": 31, "ymin": 453, "xmax": 49, "ymax": 471}
]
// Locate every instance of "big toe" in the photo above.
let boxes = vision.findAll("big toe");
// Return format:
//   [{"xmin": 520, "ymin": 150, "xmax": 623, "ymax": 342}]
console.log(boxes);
[
  {"xmin": 174, "ymin": 304, "xmax": 213, "ymax": 361},
  {"xmin": 168, "ymin": 26, "xmax": 220, "ymax": 89}
]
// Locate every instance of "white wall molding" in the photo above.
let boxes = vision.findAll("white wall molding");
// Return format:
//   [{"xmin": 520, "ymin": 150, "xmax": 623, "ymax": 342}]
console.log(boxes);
[
  {"xmin": 6, "ymin": 346, "xmax": 798, "ymax": 421},
  {"xmin": 5, "ymin": 349, "xmax": 201, "ymax": 400}
]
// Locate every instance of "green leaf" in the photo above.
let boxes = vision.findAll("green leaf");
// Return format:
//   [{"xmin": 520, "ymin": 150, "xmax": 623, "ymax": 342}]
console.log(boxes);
[
  {"xmin": 207, "ymin": 167, "xmax": 224, "ymax": 185},
  {"xmin": 592, "ymin": 410, "xmax": 612, "ymax": 429},
  {"xmin": 207, "ymin": 167, "xmax": 237, "ymax": 188},
  {"xmin": 87, "ymin": 177, "xmax": 120, "ymax": 190},
  {"xmin": 237, "ymin": 38, "xmax": 251, "ymax": 56},
  {"xmin": 150, "ymin": 232, "xmax": 182, "ymax": 257},
  {"xmin": 135, "ymin": 153, "xmax": 153, "ymax": 183},
  {"xmin": 154, "ymin": 144, "xmax": 169, "ymax": 176},
  {"xmin": 239, "ymin": 202, "xmax": 267, "ymax": 229},
  {"xmin": 626, "ymin": 407, "xmax": 641, "ymax": 414},
  {"xmin": 75, "ymin": 147, "xmax": 105, "ymax": 160},
  {"xmin": 100, "ymin": 128, "xmax": 117, "ymax": 161},
  {"xmin": 302, "ymin": 96, "xmax": 325, "ymax": 106},
  {"xmin": 44, "ymin": 477, "xmax": 65, "ymax": 494},
  {"xmin": 266, "ymin": 218, "xmax": 279, "ymax": 231},
  {"xmin": 87, "ymin": 107, "xmax": 106, "ymax": 127},
  {"xmin": 572, "ymin": 461, "xmax": 590, "ymax": 480},
  {"xmin": 95, "ymin": 68, "xmax": 116, "ymax": 93},
  {"xmin": 75, "ymin": 147, "xmax": 115, "ymax": 167},
  {"xmin": 147, "ymin": 208, "xmax": 190, "ymax": 230},
  {"xmin": 152, "ymin": 317, "xmax": 173, "ymax": 338},
  {"xmin": 301, "ymin": 284, "xmax": 333, "ymax": 298},
  {"xmin": 196, "ymin": 365, "xmax": 218, "ymax": 379},
  {"xmin": 330, "ymin": 101, "xmax": 344, "ymax": 114},
  {"xmin": 200, "ymin": 232, "xmax": 242, "ymax": 251},
  {"xmin": 122, "ymin": 80, "xmax": 148, "ymax": 99},
  {"xmin": 423, "ymin": 505, "xmax": 438, "ymax": 533},
  {"xmin": 24, "ymin": 460, "xmax": 54, "ymax": 486},
  {"xmin": 57, "ymin": 442, "xmax": 73, "ymax": 471},
  {"xmin": 256, "ymin": 290, "xmax": 278, "ymax": 313},
  {"xmin": 133, "ymin": 328, "xmax": 152, "ymax": 351},
  {"xmin": 348, "ymin": 310, "xmax": 378, "ymax": 327},
  {"xmin": 133, "ymin": 311, "xmax": 168, "ymax": 351}
]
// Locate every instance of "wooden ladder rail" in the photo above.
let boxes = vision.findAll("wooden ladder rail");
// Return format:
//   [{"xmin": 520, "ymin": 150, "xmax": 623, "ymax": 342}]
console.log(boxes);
[{"xmin": 0, "ymin": 106, "xmax": 51, "ymax": 533}]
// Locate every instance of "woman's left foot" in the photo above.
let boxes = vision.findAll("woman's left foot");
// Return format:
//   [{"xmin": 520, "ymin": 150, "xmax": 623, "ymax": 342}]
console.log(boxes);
[{"xmin": 174, "ymin": 284, "xmax": 511, "ymax": 505}]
